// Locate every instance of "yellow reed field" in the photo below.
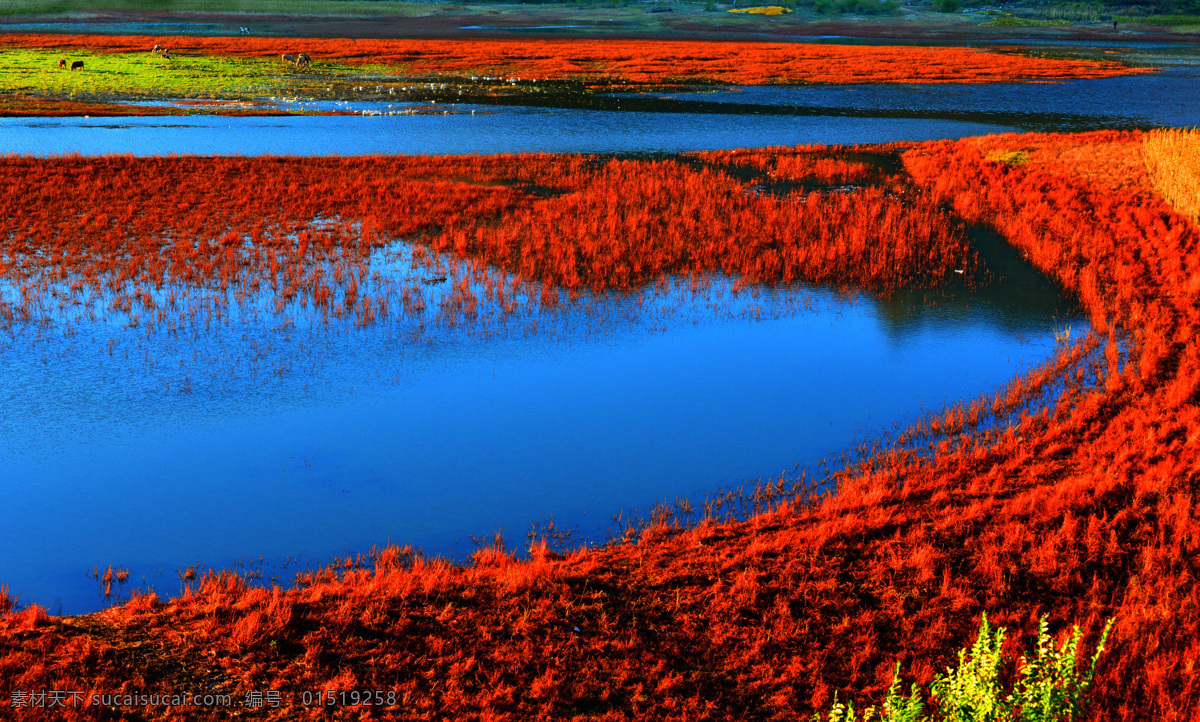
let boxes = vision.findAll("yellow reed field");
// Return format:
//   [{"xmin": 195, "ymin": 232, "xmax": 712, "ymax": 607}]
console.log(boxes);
[
  {"xmin": 728, "ymin": 6, "xmax": 791, "ymax": 13},
  {"xmin": 1142, "ymin": 127, "xmax": 1200, "ymax": 225}
]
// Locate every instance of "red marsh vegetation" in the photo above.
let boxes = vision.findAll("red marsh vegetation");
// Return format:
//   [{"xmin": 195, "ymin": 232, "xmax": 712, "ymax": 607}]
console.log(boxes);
[
  {"xmin": 0, "ymin": 152, "xmax": 974, "ymax": 332},
  {"xmin": 0, "ymin": 93, "xmax": 182, "ymax": 117},
  {"xmin": 1, "ymin": 131, "xmax": 1199, "ymax": 720},
  {"xmin": 0, "ymin": 96, "xmax": 305, "ymax": 118},
  {"xmin": 691, "ymin": 144, "xmax": 887, "ymax": 186},
  {"xmin": 0, "ymin": 33, "xmax": 1152, "ymax": 85}
]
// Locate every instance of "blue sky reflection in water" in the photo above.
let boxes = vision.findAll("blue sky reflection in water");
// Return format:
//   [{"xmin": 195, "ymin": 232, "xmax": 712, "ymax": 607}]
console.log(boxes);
[
  {"xmin": 1, "ymin": 248, "xmax": 1086, "ymax": 614},
  {"xmin": 0, "ymin": 109, "xmax": 1016, "ymax": 157}
]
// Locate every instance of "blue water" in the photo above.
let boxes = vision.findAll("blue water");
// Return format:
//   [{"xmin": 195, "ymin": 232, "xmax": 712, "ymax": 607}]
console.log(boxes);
[
  {"xmin": 0, "ymin": 274, "xmax": 1084, "ymax": 614},
  {"xmin": 647, "ymin": 64, "xmax": 1200, "ymax": 130},
  {"xmin": 0, "ymin": 109, "xmax": 1017, "ymax": 156}
]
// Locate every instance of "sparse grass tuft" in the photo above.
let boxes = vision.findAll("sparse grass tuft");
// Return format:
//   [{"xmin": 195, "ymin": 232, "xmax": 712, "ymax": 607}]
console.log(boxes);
[
  {"xmin": 979, "ymin": 13, "xmax": 1073, "ymax": 27},
  {"xmin": 984, "ymin": 149, "xmax": 1030, "ymax": 166},
  {"xmin": 1115, "ymin": 13, "xmax": 1200, "ymax": 26}
]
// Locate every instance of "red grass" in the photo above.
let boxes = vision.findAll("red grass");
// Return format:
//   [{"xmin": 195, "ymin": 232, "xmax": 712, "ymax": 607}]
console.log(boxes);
[
  {"xmin": 1, "ymin": 132, "xmax": 1199, "ymax": 720},
  {"xmin": 691, "ymin": 145, "xmax": 886, "ymax": 185},
  {"xmin": 0, "ymin": 34, "xmax": 1152, "ymax": 85},
  {"xmin": 428, "ymin": 155, "xmax": 973, "ymax": 293},
  {"xmin": 0, "ymin": 93, "xmax": 312, "ymax": 117},
  {"xmin": 0, "ymin": 152, "xmax": 972, "ymax": 334},
  {"xmin": 0, "ymin": 94, "xmax": 183, "ymax": 117}
]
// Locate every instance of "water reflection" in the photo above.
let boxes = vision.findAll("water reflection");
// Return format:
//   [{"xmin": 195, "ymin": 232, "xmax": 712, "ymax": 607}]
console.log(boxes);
[
  {"xmin": 0, "ymin": 109, "xmax": 1017, "ymax": 157},
  {"xmin": 876, "ymin": 226, "xmax": 1084, "ymax": 338},
  {"xmin": 628, "ymin": 65, "xmax": 1200, "ymax": 132},
  {"xmin": 0, "ymin": 260, "xmax": 1085, "ymax": 613}
]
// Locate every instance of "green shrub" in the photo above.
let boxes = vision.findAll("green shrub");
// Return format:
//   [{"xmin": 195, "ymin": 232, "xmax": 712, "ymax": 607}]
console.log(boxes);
[
  {"xmin": 811, "ymin": 614, "xmax": 1115, "ymax": 722},
  {"xmin": 814, "ymin": 0, "xmax": 896, "ymax": 14},
  {"xmin": 932, "ymin": 0, "xmax": 959, "ymax": 13}
]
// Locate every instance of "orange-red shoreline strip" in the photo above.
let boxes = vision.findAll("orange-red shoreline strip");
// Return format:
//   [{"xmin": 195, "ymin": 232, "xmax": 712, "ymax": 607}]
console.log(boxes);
[{"xmin": 0, "ymin": 34, "xmax": 1154, "ymax": 85}]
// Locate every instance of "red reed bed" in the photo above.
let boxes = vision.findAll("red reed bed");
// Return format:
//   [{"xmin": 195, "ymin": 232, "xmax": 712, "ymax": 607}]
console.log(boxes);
[
  {"xmin": 0, "ymin": 34, "xmax": 1152, "ymax": 85},
  {"xmin": 691, "ymin": 145, "xmax": 886, "ymax": 185},
  {"xmin": 0, "ymin": 94, "xmax": 181, "ymax": 117},
  {"xmin": 0, "ymin": 152, "xmax": 972, "ymax": 332},
  {"xmin": 1, "ymin": 132, "xmax": 1199, "ymax": 720}
]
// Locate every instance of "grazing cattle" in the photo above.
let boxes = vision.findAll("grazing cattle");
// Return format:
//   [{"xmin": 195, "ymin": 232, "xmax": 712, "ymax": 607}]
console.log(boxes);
[
  {"xmin": 70, "ymin": 61, "xmax": 84, "ymax": 71},
  {"xmin": 57, "ymin": 58, "xmax": 66, "ymax": 69},
  {"xmin": 296, "ymin": 54, "xmax": 311, "ymax": 66},
  {"xmin": 152, "ymin": 44, "xmax": 163, "ymax": 54},
  {"xmin": 281, "ymin": 54, "xmax": 296, "ymax": 64},
  {"xmin": 161, "ymin": 50, "xmax": 171, "ymax": 60}
]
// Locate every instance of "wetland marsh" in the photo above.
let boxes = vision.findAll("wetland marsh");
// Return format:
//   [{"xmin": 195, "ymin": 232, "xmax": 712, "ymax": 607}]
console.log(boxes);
[
  {"xmin": 0, "ymin": 27, "xmax": 1198, "ymax": 722},
  {"xmin": 0, "ymin": 143, "xmax": 1088, "ymax": 614}
]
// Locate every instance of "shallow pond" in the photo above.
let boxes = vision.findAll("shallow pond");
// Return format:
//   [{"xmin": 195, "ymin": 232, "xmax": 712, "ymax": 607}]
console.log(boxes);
[
  {"xmin": 0, "ymin": 72, "xmax": 1133, "ymax": 614},
  {"xmin": 1, "ymin": 238, "xmax": 1086, "ymax": 614}
]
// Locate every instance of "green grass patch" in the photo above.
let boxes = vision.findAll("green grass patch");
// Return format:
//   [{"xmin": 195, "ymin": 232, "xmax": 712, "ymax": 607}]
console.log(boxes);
[
  {"xmin": 979, "ymin": 13, "xmax": 1072, "ymax": 26},
  {"xmin": 1033, "ymin": 2, "xmax": 1102, "ymax": 21},
  {"xmin": 0, "ymin": 48, "xmax": 283, "ymax": 98},
  {"xmin": 1115, "ymin": 12, "xmax": 1200, "ymax": 24},
  {"xmin": 0, "ymin": 48, "xmax": 396, "ymax": 101}
]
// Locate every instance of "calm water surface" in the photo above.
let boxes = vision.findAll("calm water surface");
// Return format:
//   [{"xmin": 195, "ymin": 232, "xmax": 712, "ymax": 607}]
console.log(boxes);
[
  {"xmin": 2, "ymin": 271, "xmax": 1085, "ymax": 614},
  {"xmin": 0, "ymin": 109, "xmax": 1016, "ymax": 156},
  {"xmin": 647, "ymin": 64, "xmax": 1200, "ymax": 131},
  {"xmin": 0, "ymin": 75, "xmax": 1125, "ymax": 613}
]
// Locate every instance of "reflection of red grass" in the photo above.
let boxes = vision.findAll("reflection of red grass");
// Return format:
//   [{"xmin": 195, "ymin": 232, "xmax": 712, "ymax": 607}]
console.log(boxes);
[
  {"xmin": 0, "ymin": 152, "xmax": 970, "ymax": 329},
  {"xmin": 0, "ymin": 94, "xmax": 178, "ymax": 117},
  {"xmin": 2, "ymin": 132, "xmax": 1199, "ymax": 721},
  {"xmin": 0, "ymin": 33, "xmax": 1151, "ymax": 84},
  {"xmin": 0, "ymin": 94, "xmax": 303, "ymax": 117}
]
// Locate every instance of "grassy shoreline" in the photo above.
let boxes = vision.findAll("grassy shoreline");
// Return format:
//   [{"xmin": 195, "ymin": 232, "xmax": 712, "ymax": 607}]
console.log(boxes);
[
  {"xmin": 1, "ymin": 130, "xmax": 1199, "ymax": 720},
  {"xmin": 0, "ymin": 33, "xmax": 1156, "ymax": 116}
]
